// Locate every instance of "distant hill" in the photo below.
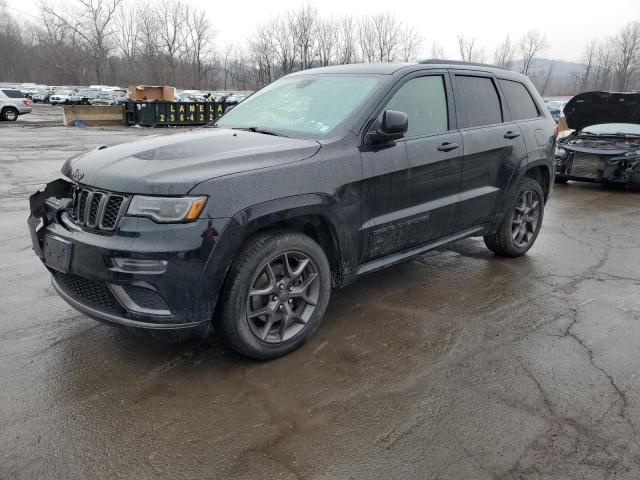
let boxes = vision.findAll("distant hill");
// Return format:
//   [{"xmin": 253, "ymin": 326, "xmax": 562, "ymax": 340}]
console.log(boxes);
[{"xmin": 511, "ymin": 58, "xmax": 585, "ymax": 76}]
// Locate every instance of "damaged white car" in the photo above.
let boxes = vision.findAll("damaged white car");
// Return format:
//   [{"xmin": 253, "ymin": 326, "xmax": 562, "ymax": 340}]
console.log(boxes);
[{"xmin": 554, "ymin": 91, "xmax": 640, "ymax": 186}]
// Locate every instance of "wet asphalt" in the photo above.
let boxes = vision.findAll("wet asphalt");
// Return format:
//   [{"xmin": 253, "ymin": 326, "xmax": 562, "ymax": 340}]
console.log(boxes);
[{"xmin": 2, "ymin": 104, "xmax": 640, "ymax": 479}]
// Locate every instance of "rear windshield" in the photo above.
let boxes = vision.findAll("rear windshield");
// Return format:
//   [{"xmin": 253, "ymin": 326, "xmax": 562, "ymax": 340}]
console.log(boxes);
[{"xmin": 2, "ymin": 89, "xmax": 24, "ymax": 98}]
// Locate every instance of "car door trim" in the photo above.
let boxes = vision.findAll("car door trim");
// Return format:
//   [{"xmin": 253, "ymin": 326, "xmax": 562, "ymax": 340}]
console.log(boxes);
[{"xmin": 361, "ymin": 185, "xmax": 499, "ymax": 230}]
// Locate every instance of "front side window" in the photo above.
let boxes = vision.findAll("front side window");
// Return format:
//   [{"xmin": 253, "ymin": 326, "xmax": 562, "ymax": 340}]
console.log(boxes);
[
  {"xmin": 455, "ymin": 75, "xmax": 503, "ymax": 128},
  {"xmin": 381, "ymin": 76, "xmax": 448, "ymax": 138},
  {"xmin": 216, "ymin": 74, "xmax": 381, "ymax": 138},
  {"xmin": 500, "ymin": 79, "xmax": 540, "ymax": 121}
]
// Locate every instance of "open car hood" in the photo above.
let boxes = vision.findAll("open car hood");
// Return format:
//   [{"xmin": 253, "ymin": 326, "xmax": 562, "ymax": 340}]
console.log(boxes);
[{"xmin": 564, "ymin": 91, "xmax": 640, "ymax": 131}]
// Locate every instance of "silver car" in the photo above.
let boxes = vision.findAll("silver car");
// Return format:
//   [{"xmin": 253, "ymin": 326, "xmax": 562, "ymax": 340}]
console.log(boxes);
[{"xmin": 0, "ymin": 89, "xmax": 31, "ymax": 121}]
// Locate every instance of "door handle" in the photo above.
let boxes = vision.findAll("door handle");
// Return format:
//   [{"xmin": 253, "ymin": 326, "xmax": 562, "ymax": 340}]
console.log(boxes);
[
  {"xmin": 504, "ymin": 131, "xmax": 520, "ymax": 139},
  {"xmin": 437, "ymin": 142, "xmax": 459, "ymax": 152}
]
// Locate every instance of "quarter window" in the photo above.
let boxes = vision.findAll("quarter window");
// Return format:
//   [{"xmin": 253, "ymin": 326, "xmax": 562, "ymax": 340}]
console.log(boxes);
[
  {"xmin": 382, "ymin": 76, "xmax": 448, "ymax": 138},
  {"xmin": 499, "ymin": 79, "xmax": 540, "ymax": 121},
  {"xmin": 455, "ymin": 75, "xmax": 503, "ymax": 128},
  {"xmin": 2, "ymin": 89, "xmax": 23, "ymax": 98}
]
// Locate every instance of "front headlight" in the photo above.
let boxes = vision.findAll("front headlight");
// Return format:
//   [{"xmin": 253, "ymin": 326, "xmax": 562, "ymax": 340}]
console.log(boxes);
[
  {"xmin": 127, "ymin": 195, "xmax": 207, "ymax": 223},
  {"xmin": 554, "ymin": 146, "xmax": 568, "ymax": 159}
]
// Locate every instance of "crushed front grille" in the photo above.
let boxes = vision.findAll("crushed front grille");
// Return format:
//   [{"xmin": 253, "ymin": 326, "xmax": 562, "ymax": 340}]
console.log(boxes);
[
  {"xmin": 70, "ymin": 186, "xmax": 128, "ymax": 231},
  {"xmin": 54, "ymin": 272, "xmax": 122, "ymax": 314},
  {"xmin": 570, "ymin": 154, "xmax": 602, "ymax": 179}
]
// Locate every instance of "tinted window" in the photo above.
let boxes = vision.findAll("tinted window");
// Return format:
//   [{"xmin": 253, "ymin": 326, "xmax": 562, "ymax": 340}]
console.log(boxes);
[
  {"xmin": 2, "ymin": 89, "xmax": 23, "ymax": 98},
  {"xmin": 455, "ymin": 76, "xmax": 502, "ymax": 128},
  {"xmin": 500, "ymin": 79, "xmax": 540, "ymax": 121},
  {"xmin": 382, "ymin": 76, "xmax": 448, "ymax": 138}
]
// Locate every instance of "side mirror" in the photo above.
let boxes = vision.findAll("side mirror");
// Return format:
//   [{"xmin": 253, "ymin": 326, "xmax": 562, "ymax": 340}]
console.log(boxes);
[{"xmin": 369, "ymin": 110, "xmax": 408, "ymax": 144}]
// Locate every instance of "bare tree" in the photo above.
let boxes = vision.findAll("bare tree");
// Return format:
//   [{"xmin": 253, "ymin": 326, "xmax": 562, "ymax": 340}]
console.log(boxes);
[
  {"xmin": 370, "ymin": 13, "xmax": 402, "ymax": 62},
  {"xmin": 316, "ymin": 18, "xmax": 337, "ymax": 67},
  {"xmin": 593, "ymin": 39, "xmax": 616, "ymax": 90},
  {"xmin": 493, "ymin": 34, "xmax": 515, "ymax": 68},
  {"xmin": 457, "ymin": 34, "xmax": 485, "ymax": 63},
  {"xmin": 336, "ymin": 16, "xmax": 357, "ymax": 64},
  {"xmin": 290, "ymin": 3, "xmax": 318, "ymax": 70},
  {"xmin": 185, "ymin": 7, "xmax": 214, "ymax": 88},
  {"xmin": 39, "ymin": 0, "xmax": 122, "ymax": 83},
  {"xmin": 613, "ymin": 20, "xmax": 640, "ymax": 90},
  {"xmin": 429, "ymin": 40, "xmax": 445, "ymax": 59},
  {"xmin": 357, "ymin": 16, "xmax": 377, "ymax": 62},
  {"xmin": 399, "ymin": 26, "xmax": 422, "ymax": 62},
  {"xmin": 112, "ymin": 2, "xmax": 138, "ymax": 63},
  {"xmin": 578, "ymin": 40, "xmax": 597, "ymax": 91},
  {"xmin": 540, "ymin": 61, "xmax": 554, "ymax": 95},
  {"xmin": 518, "ymin": 30, "xmax": 548, "ymax": 75}
]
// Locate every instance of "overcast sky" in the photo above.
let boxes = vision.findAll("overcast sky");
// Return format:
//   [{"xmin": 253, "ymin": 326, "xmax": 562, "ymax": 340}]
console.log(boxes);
[{"xmin": 7, "ymin": 0, "xmax": 640, "ymax": 62}]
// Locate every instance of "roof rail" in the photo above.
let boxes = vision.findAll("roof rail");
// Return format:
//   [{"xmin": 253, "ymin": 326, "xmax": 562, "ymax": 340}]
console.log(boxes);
[{"xmin": 418, "ymin": 59, "xmax": 511, "ymax": 71}]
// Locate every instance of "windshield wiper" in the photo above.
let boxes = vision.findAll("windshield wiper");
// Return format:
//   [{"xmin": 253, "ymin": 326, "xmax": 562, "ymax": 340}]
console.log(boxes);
[{"xmin": 231, "ymin": 127, "xmax": 288, "ymax": 137}]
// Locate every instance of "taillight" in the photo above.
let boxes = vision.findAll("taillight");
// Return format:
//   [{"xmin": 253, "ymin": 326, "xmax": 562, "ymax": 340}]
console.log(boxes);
[
  {"xmin": 21, "ymin": 99, "xmax": 29, "ymax": 106},
  {"xmin": 552, "ymin": 124, "xmax": 559, "ymax": 139}
]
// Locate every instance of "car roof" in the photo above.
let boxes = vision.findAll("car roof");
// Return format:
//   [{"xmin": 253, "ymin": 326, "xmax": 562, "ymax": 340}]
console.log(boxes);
[{"xmin": 287, "ymin": 61, "xmax": 530, "ymax": 82}]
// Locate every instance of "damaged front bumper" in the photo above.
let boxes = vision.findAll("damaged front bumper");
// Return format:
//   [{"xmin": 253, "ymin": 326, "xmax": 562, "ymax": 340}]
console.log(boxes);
[
  {"xmin": 555, "ymin": 146, "xmax": 640, "ymax": 185},
  {"xmin": 27, "ymin": 179, "xmax": 234, "ymax": 331}
]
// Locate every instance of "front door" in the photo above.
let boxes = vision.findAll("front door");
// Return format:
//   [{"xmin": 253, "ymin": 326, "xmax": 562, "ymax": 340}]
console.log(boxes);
[{"xmin": 360, "ymin": 73, "xmax": 463, "ymax": 260}]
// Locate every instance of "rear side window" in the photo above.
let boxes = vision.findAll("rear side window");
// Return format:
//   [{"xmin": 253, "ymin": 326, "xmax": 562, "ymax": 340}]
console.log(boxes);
[
  {"xmin": 382, "ymin": 75, "xmax": 448, "ymax": 138},
  {"xmin": 2, "ymin": 89, "xmax": 23, "ymax": 98},
  {"xmin": 454, "ymin": 76, "xmax": 503, "ymax": 128},
  {"xmin": 499, "ymin": 79, "xmax": 540, "ymax": 121}
]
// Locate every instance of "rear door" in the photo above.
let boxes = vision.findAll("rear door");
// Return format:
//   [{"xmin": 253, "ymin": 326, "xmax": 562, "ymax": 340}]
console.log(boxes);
[
  {"xmin": 451, "ymin": 72, "xmax": 528, "ymax": 231},
  {"xmin": 497, "ymin": 78, "xmax": 552, "ymax": 169}
]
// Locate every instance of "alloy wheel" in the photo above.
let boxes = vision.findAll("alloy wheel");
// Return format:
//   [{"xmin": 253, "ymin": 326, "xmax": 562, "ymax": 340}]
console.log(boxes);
[
  {"xmin": 511, "ymin": 189, "xmax": 541, "ymax": 248},
  {"xmin": 246, "ymin": 251, "xmax": 320, "ymax": 344}
]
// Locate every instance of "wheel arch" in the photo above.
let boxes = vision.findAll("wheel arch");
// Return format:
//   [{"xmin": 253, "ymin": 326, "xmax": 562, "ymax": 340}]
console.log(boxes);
[{"xmin": 232, "ymin": 195, "xmax": 347, "ymax": 286}]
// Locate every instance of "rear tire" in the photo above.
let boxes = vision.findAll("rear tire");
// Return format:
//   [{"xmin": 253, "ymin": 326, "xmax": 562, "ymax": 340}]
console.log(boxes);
[
  {"xmin": 555, "ymin": 176, "xmax": 568, "ymax": 184},
  {"xmin": 484, "ymin": 177, "xmax": 545, "ymax": 257},
  {"xmin": 219, "ymin": 230, "xmax": 331, "ymax": 360},
  {"xmin": 1, "ymin": 107, "xmax": 18, "ymax": 121}
]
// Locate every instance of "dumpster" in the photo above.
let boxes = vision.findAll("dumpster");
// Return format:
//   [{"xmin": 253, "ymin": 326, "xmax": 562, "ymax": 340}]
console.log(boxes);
[{"xmin": 123, "ymin": 101, "xmax": 226, "ymax": 127}]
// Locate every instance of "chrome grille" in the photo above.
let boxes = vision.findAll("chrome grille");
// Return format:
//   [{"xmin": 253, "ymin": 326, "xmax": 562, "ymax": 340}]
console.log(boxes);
[
  {"xmin": 570, "ymin": 154, "xmax": 602, "ymax": 179},
  {"xmin": 70, "ymin": 186, "xmax": 128, "ymax": 231}
]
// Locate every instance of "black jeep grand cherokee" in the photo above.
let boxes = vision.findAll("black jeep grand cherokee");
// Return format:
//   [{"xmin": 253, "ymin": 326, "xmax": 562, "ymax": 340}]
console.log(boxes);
[{"xmin": 28, "ymin": 62, "xmax": 556, "ymax": 359}]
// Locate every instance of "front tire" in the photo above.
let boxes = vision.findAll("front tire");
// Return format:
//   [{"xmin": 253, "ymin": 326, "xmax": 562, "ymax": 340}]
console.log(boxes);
[
  {"xmin": 484, "ymin": 177, "xmax": 545, "ymax": 257},
  {"xmin": 219, "ymin": 230, "xmax": 331, "ymax": 360}
]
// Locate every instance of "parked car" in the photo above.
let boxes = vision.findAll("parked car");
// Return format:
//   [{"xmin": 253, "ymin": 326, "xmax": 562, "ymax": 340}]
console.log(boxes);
[
  {"xmin": 224, "ymin": 93, "xmax": 249, "ymax": 106},
  {"xmin": 554, "ymin": 91, "xmax": 640, "ymax": 186},
  {"xmin": 92, "ymin": 93, "xmax": 119, "ymax": 106},
  {"xmin": 77, "ymin": 89, "xmax": 100, "ymax": 105},
  {"xmin": 0, "ymin": 89, "xmax": 31, "ymax": 121},
  {"xmin": 50, "ymin": 90, "xmax": 81, "ymax": 105},
  {"xmin": 32, "ymin": 88, "xmax": 52, "ymax": 103},
  {"xmin": 28, "ymin": 62, "xmax": 555, "ymax": 359}
]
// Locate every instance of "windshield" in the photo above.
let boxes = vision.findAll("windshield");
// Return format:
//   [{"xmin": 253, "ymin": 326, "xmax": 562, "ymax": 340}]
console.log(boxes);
[
  {"xmin": 582, "ymin": 123, "xmax": 640, "ymax": 136},
  {"xmin": 215, "ymin": 74, "xmax": 382, "ymax": 137},
  {"xmin": 55, "ymin": 90, "xmax": 72, "ymax": 95}
]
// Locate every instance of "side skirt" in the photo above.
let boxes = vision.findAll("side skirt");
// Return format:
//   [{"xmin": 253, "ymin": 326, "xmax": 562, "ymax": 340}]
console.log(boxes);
[{"xmin": 350, "ymin": 225, "xmax": 485, "ymax": 280}]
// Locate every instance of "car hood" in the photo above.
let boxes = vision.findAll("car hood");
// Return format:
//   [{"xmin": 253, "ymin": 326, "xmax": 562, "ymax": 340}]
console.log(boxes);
[
  {"xmin": 61, "ymin": 128, "xmax": 321, "ymax": 195},
  {"xmin": 564, "ymin": 91, "xmax": 640, "ymax": 131}
]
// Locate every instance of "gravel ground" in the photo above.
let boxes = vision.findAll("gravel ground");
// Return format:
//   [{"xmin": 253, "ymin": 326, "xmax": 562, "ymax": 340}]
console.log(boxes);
[{"xmin": 1, "ymin": 118, "xmax": 640, "ymax": 479}]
